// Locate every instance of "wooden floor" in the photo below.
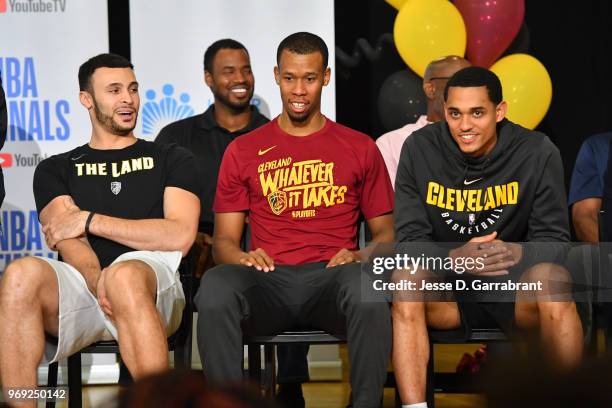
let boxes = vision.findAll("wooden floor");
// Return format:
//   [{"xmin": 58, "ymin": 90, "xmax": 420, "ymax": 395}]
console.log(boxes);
[{"xmin": 44, "ymin": 344, "xmax": 487, "ymax": 407}]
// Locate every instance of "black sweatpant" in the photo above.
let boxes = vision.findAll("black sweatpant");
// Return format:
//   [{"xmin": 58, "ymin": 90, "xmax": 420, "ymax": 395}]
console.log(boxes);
[{"xmin": 195, "ymin": 262, "xmax": 391, "ymax": 408}]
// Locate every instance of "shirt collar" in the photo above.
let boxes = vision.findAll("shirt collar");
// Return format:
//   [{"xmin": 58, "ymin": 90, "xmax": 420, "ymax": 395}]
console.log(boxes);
[{"xmin": 199, "ymin": 104, "xmax": 267, "ymax": 134}]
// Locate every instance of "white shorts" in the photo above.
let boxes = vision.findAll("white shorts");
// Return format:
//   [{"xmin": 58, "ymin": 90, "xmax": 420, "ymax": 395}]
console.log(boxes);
[{"xmin": 37, "ymin": 250, "xmax": 185, "ymax": 364}]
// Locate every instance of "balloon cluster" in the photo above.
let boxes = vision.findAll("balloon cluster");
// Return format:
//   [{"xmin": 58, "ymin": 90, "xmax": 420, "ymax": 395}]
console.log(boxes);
[{"xmin": 383, "ymin": 0, "xmax": 551, "ymax": 130}]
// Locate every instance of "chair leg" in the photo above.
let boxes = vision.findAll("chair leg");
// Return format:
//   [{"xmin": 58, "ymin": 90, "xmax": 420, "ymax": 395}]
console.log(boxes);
[
  {"xmin": 248, "ymin": 344, "xmax": 262, "ymax": 389},
  {"xmin": 67, "ymin": 353, "xmax": 82, "ymax": 408},
  {"xmin": 426, "ymin": 342, "xmax": 435, "ymax": 408},
  {"xmin": 174, "ymin": 320, "xmax": 193, "ymax": 370},
  {"xmin": 46, "ymin": 362, "xmax": 59, "ymax": 408},
  {"xmin": 263, "ymin": 344, "xmax": 276, "ymax": 398}
]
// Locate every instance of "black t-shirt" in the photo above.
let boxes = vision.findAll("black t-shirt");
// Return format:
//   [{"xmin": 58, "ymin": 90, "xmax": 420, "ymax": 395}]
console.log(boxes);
[
  {"xmin": 34, "ymin": 139, "xmax": 199, "ymax": 268},
  {"xmin": 155, "ymin": 105, "xmax": 268, "ymax": 234}
]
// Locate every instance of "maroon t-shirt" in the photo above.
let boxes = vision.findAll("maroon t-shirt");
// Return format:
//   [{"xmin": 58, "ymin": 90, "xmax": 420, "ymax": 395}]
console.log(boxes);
[{"xmin": 214, "ymin": 117, "xmax": 394, "ymax": 265}]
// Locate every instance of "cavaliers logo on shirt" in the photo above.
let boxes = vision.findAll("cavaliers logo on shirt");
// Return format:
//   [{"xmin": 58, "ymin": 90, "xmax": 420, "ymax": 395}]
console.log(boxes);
[
  {"xmin": 268, "ymin": 190, "xmax": 288, "ymax": 215},
  {"xmin": 110, "ymin": 181, "xmax": 122, "ymax": 195},
  {"xmin": 257, "ymin": 156, "xmax": 347, "ymax": 218}
]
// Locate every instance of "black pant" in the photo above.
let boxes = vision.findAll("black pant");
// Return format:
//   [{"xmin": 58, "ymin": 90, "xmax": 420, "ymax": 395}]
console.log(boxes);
[
  {"xmin": 277, "ymin": 343, "xmax": 309, "ymax": 384},
  {"xmin": 195, "ymin": 262, "xmax": 391, "ymax": 408}
]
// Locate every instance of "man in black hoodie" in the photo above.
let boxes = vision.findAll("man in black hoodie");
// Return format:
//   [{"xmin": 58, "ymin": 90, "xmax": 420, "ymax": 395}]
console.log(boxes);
[{"xmin": 392, "ymin": 67, "xmax": 583, "ymax": 407}]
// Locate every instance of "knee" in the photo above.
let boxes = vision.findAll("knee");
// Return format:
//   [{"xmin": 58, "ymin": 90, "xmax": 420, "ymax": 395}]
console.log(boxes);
[
  {"xmin": 523, "ymin": 262, "xmax": 572, "ymax": 284},
  {"xmin": 0, "ymin": 257, "xmax": 47, "ymax": 306},
  {"xmin": 104, "ymin": 261, "xmax": 154, "ymax": 308},
  {"xmin": 524, "ymin": 263, "xmax": 574, "ymax": 300},
  {"xmin": 195, "ymin": 265, "xmax": 243, "ymax": 313},
  {"xmin": 537, "ymin": 300, "xmax": 577, "ymax": 321},
  {"xmin": 105, "ymin": 261, "xmax": 151, "ymax": 290},
  {"xmin": 392, "ymin": 301, "xmax": 425, "ymax": 324}
]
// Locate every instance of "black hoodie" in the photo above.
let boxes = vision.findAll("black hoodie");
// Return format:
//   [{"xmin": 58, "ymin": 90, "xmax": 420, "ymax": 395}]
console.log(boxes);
[{"xmin": 394, "ymin": 119, "xmax": 569, "ymax": 266}]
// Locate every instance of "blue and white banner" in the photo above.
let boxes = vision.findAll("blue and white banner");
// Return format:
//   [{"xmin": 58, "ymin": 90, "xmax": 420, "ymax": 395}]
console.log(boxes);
[
  {"xmin": 0, "ymin": 0, "xmax": 109, "ymax": 273},
  {"xmin": 129, "ymin": 0, "xmax": 336, "ymax": 138}
]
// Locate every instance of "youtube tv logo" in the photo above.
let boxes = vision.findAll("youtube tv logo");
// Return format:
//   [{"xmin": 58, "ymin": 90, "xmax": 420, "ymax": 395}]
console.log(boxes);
[
  {"xmin": 0, "ymin": 154, "xmax": 13, "ymax": 168},
  {"xmin": 0, "ymin": 0, "xmax": 6, "ymax": 13}
]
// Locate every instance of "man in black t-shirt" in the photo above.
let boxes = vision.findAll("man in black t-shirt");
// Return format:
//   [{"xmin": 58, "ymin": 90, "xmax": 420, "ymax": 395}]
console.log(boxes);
[{"xmin": 0, "ymin": 54, "xmax": 200, "ymax": 399}]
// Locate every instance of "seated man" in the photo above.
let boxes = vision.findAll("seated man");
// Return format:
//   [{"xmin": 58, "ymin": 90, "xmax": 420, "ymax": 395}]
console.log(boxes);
[
  {"xmin": 195, "ymin": 32, "xmax": 394, "ymax": 407},
  {"xmin": 0, "ymin": 54, "xmax": 200, "ymax": 406},
  {"xmin": 155, "ymin": 38, "xmax": 308, "ymax": 405},
  {"xmin": 569, "ymin": 132, "xmax": 612, "ymax": 242},
  {"xmin": 392, "ymin": 67, "xmax": 583, "ymax": 407}
]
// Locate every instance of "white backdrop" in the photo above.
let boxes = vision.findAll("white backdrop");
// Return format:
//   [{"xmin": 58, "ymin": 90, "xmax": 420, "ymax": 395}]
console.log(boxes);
[{"xmin": 129, "ymin": 0, "xmax": 336, "ymax": 139}]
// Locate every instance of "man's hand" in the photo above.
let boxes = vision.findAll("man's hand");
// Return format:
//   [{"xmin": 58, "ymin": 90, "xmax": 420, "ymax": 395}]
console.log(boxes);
[
  {"xmin": 327, "ymin": 248, "xmax": 361, "ymax": 268},
  {"xmin": 478, "ymin": 240, "xmax": 523, "ymax": 271},
  {"xmin": 96, "ymin": 268, "xmax": 113, "ymax": 317},
  {"xmin": 239, "ymin": 248, "xmax": 275, "ymax": 272},
  {"xmin": 449, "ymin": 232, "xmax": 518, "ymax": 276},
  {"xmin": 42, "ymin": 197, "xmax": 88, "ymax": 249}
]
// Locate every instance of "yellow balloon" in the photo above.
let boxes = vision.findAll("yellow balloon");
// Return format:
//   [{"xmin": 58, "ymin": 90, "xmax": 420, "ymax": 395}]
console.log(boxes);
[
  {"xmin": 385, "ymin": 0, "xmax": 409, "ymax": 11},
  {"xmin": 490, "ymin": 54, "xmax": 552, "ymax": 130},
  {"xmin": 393, "ymin": 0, "xmax": 466, "ymax": 77}
]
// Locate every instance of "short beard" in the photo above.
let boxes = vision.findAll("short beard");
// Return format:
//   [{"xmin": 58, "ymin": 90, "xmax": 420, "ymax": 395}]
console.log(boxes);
[
  {"xmin": 286, "ymin": 105, "xmax": 311, "ymax": 123},
  {"xmin": 212, "ymin": 88, "xmax": 253, "ymax": 113},
  {"xmin": 92, "ymin": 98, "xmax": 135, "ymax": 136}
]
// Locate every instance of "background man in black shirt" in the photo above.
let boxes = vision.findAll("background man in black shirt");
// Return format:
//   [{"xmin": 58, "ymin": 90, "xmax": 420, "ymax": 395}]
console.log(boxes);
[{"xmin": 156, "ymin": 39, "xmax": 267, "ymax": 277}]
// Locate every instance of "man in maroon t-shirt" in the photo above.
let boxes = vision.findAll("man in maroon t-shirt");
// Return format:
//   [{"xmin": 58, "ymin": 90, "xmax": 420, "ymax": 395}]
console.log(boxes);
[{"xmin": 195, "ymin": 32, "xmax": 394, "ymax": 407}]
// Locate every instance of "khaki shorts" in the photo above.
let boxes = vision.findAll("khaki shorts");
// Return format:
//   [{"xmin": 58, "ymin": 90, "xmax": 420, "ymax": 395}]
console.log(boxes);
[{"xmin": 37, "ymin": 250, "xmax": 185, "ymax": 364}]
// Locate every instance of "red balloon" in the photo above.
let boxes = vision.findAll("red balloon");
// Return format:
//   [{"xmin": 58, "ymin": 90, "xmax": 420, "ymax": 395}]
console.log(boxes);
[{"xmin": 454, "ymin": 0, "xmax": 525, "ymax": 68}]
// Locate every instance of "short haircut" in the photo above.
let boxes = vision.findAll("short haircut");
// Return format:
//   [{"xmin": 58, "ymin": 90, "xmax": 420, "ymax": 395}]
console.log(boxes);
[
  {"xmin": 276, "ymin": 32, "xmax": 328, "ymax": 68},
  {"xmin": 78, "ymin": 53, "xmax": 133, "ymax": 92},
  {"xmin": 203, "ymin": 39, "xmax": 249, "ymax": 73},
  {"xmin": 444, "ymin": 66, "xmax": 503, "ymax": 105}
]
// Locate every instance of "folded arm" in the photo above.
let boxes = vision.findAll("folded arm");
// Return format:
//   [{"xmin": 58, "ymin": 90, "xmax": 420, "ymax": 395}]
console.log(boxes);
[
  {"xmin": 40, "ymin": 195, "xmax": 101, "ymax": 294},
  {"xmin": 44, "ymin": 187, "xmax": 200, "ymax": 257}
]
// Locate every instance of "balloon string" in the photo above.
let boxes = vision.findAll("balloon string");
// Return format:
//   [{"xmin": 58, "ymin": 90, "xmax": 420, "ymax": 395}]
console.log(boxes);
[{"xmin": 336, "ymin": 33, "xmax": 395, "ymax": 68}]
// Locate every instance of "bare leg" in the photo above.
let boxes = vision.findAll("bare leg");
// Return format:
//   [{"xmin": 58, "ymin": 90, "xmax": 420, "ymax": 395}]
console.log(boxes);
[
  {"xmin": 0, "ymin": 257, "xmax": 59, "ymax": 408},
  {"xmin": 392, "ymin": 274, "xmax": 461, "ymax": 405},
  {"xmin": 104, "ymin": 260, "xmax": 168, "ymax": 378},
  {"xmin": 515, "ymin": 263, "xmax": 583, "ymax": 369}
]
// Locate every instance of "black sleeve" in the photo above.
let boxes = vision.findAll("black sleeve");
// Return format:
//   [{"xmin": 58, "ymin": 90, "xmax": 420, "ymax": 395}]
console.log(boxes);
[
  {"xmin": 164, "ymin": 144, "xmax": 200, "ymax": 198},
  {"xmin": 519, "ymin": 141, "xmax": 571, "ymax": 267},
  {"xmin": 0, "ymin": 73, "xmax": 6, "ymax": 150},
  {"xmin": 394, "ymin": 136, "xmax": 434, "ymax": 242},
  {"xmin": 155, "ymin": 123, "xmax": 177, "ymax": 145},
  {"xmin": 33, "ymin": 157, "xmax": 69, "ymax": 214}
]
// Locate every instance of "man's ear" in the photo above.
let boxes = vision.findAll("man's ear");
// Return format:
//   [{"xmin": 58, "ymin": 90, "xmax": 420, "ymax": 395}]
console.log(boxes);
[
  {"xmin": 423, "ymin": 81, "xmax": 435, "ymax": 99},
  {"xmin": 204, "ymin": 70, "xmax": 213, "ymax": 88},
  {"xmin": 495, "ymin": 101, "xmax": 508, "ymax": 122},
  {"xmin": 79, "ymin": 91, "xmax": 93, "ymax": 110},
  {"xmin": 274, "ymin": 66, "xmax": 280, "ymax": 85},
  {"xmin": 323, "ymin": 67, "xmax": 331, "ymax": 86}
]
